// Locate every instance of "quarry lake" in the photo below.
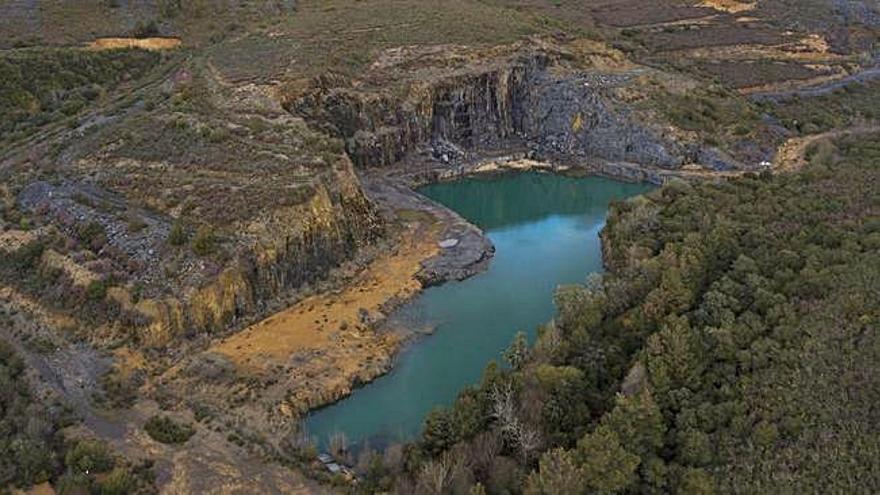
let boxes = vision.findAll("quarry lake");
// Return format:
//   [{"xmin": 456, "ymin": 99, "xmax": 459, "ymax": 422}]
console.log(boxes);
[{"xmin": 306, "ymin": 172, "xmax": 653, "ymax": 449}]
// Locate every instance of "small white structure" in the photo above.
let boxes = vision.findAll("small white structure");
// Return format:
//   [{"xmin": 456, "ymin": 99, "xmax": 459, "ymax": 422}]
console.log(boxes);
[{"xmin": 438, "ymin": 238, "xmax": 459, "ymax": 249}]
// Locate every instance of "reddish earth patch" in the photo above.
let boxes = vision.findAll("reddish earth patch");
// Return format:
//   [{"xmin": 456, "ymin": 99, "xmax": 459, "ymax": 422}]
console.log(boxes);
[
  {"xmin": 700, "ymin": 0, "xmax": 756, "ymax": 13},
  {"xmin": 87, "ymin": 37, "xmax": 182, "ymax": 51}
]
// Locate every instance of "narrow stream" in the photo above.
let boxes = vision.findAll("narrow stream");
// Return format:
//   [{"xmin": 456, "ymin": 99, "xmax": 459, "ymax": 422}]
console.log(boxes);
[{"xmin": 306, "ymin": 172, "xmax": 653, "ymax": 449}]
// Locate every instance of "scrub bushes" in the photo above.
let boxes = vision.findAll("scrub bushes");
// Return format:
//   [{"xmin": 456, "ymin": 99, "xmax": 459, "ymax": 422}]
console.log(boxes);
[
  {"xmin": 144, "ymin": 415, "xmax": 195, "ymax": 444},
  {"xmin": 0, "ymin": 47, "xmax": 161, "ymax": 142}
]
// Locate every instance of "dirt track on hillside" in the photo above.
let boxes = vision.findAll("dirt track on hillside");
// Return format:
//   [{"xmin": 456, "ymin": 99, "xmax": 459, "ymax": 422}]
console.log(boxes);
[{"xmin": 773, "ymin": 126, "xmax": 880, "ymax": 172}]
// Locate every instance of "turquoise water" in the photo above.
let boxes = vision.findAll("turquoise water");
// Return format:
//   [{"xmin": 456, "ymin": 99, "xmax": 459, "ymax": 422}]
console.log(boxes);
[{"xmin": 305, "ymin": 172, "xmax": 652, "ymax": 449}]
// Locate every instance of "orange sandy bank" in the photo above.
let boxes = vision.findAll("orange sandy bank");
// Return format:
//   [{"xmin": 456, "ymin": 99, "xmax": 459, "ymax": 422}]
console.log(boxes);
[
  {"xmin": 87, "ymin": 37, "xmax": 182, "ymax": 51},
  {"xmin": 700, "ymin": 0, "xmax": 756, "ymax": 13},
  {"xmin": 212, "ymin": 220, "xmax": 440, "ymax": 369}
]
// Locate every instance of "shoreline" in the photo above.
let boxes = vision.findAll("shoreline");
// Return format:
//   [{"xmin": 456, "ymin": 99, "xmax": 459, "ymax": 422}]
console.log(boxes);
[
  {"xmin": 135, "ymin": 125, "xmax": 849, "ymax": 473},
  {"xmin": 245, "ymin": 153, "xmax": 747, "ymax": 419},
  {"xmin": 174, "ymin": 150, "xmax": 763, "ymax": 432}
]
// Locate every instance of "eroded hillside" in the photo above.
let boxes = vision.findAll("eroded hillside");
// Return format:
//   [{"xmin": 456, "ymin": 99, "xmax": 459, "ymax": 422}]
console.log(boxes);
[{"xmin": 0, "ymin": 0, "xmax": 877, "ymax": 492}]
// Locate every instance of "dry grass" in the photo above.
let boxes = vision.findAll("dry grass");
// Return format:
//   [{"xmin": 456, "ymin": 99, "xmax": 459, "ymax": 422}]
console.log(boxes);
[
  {"xmin": 40, "ymin": 249, "xmax": 99, "ymax": 287},
  {"xmin": 0, "ymin": 286, "xmax": 77, "ymax": 332},
  {"xmin": 208, "ymin": 0, "xmax": 580, "ymax": 81},
  {"xmin": 0, "ymin": 229, "xmax": 41, "ymax": 251},
  {"xmin": 590, "ymin": 0, "xmax": 712, "ymax": 28},
  {"xmin": 111, "ymin": 347, "xmax": 148, "ymax": 382},
  {"xmin": 213, "ymin": 220, "xmax": 439, "ymax": 367},
  {"xmin": 87, "ymin": 37, "xmax": 182, "ymax": 51},
  {"xmin": 691, "ymin": 59, "xmax": 832, "ymax": 89},
  {"xmin": 700, "ymin": 0, "xmax": 756, "ymax": 14}
]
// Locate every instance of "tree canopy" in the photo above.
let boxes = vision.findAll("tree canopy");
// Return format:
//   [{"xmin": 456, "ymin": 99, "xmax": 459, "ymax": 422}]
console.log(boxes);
[{"xmin": 401, "ymin": 133, "xmax": 880, "ymax": 493}]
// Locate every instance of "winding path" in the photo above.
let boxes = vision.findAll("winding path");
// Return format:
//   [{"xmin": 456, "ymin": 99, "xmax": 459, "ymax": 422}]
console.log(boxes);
[
  {"xmin": 772, "ymin": 125, "xmax": 880, "ymax": 172},
  {"xmin": 749, "ymin": 63, "xmax": 880, "ymax": 103}
]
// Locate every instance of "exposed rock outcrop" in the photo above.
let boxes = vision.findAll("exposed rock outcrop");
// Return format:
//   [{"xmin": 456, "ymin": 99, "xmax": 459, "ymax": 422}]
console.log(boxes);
[
  {"xmin": 17, "ymin": 158, "xmax": 382, "ymax": 347},
  {"xmin": 287, "ymin": 41, "xmax": 728, "ymax": 173},
  {"xmin": 290, "ymin": 55, "xmax": 543, "ymax": 168},
  {"xmin": 132, "ymin": 165, "xmax": 382, "ymax": 346}
]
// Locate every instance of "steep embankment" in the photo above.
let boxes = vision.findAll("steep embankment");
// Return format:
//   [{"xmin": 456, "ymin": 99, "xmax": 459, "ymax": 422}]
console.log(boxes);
[
  {"xmin": 286, "ymin": 41, "xmax": 744, "ymax": 174},
  {"xmin": 131, "ymin": 163, "xmax": 382, "ymax": 346}
]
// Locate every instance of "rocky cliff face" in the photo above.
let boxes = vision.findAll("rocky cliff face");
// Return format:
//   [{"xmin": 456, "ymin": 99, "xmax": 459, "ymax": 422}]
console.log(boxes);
[
  {"xmin": 16, "ymin": 156, "xmax": 381, "ymax": 348},
  {"xmin": 290, "ymin": 55, "xmax": 545, "ymax": 168},
  {"xmin": 287, "ymin": 42, "xmax": 710, "ymax": 172},
  {"xmin": 521, "ymin": 71, "xmax": 685, "ymax": 168},
  {"xmin": 134, "ymin": 164, "xmax": 382, "ymax": 346}
]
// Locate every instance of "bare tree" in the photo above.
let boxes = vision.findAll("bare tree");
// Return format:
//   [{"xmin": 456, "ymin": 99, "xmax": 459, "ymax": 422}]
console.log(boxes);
[
  {"xmin": 467, "ymin": 431, "xmax": 502, "ymax": 480},
  {"xmin": 490, "ymin": 382, "xmax": 542, "ymax": 463},
  {"xmin": 282, "ymin": 419, "xmax": 316, "ymax": 457},
  {"xmin": 490, "ymin": 382, "xmax": 517, "ymax": 430},
  {"xmin": 417, "ymin": 452, "xmax": 456, "ymax": 494}
]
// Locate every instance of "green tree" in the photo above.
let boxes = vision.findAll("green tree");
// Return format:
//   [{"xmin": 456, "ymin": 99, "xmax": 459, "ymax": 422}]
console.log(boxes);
[
  {"xmin": 646, "ymin": 315, "xmax": 705, "ymax": 410},
  {"xmin": 601, "ymin": 390, "xmax": 665, "ymax": 459},
  {"xmin": 533, "ymin": 365, "xmax": 590, "ymax": 445},
  {"xmin": 504, "ymin": 332, "xmax": 529, "ymax": 371},
  {"xmin": 576, "ymin": 427, "xmax": 639, "ymax": 493},
  {"xmin": 422, "ymin": 409, "xmax": 457, "ymax": 456},
  {"xmin": 751, "ymin": 421, "xmax": 778, "ymax": 449},
  {"xmin": 677, "ymin": 428, "xmax": 712, "ymax": 466},
  {"xmin": 676, "ymin": 467, "xmax": 715, "ymax": 495},
  {"xmin": 452, "ymin": 393, "xmax": 487, "ymax": 440},
  {"xmin": 525, "ymin": 448, "xmax": 585, "ymax": 495},
  {"xmin": 359, "ymin": 452, "xmax": 392, "ymax": 494},
  {"xmin": 555, "ymin": 283, "xmax": 605, "ymax": 332}
]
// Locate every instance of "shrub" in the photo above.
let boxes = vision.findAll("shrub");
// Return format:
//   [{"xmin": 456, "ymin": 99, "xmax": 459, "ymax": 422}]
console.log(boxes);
[
  {"xmin": 0, "ymin": 47, "xmax": 160, "ymax": 141},
  {"xmin": 86, "ymin": 280, "xmax": 108, "ymax": 301},
  {"xmin": 97, "ymin": 467, "xmax": 135, "ymax": 495},
  {"xmin": 0, "ymin": 338, "xmax": 64, "ymax": 488},
  {"xmin": 167, "ymin": 220, "xmax": 187, "ymax": 246},
  {"xmin": 191, "ymin": 226, "xmax": 216, "ymax": 256},
  {"xmin": 77, "ymin": 221, "xmax": 107, "ymax": 251},
  {"xmin": 10, "ymin": 241, "xmax": 44, "ymax": 273},
  {"xmin": 55, "ymin": 472, "xmax": 93, "ymax": 494},
  {"xmin": 126, "ymin": 216, "xmax": 147, "ymax": 233},
  {"xmin": 131, "ymin": 20, "xmax": 160, "ymax": 38},
  {"xmin": 144, "ymin": 415, "xmax": 195, "ymax": 444},
  {"xmin": 64, "ymin": 439, "xmax": 115, "ymax": 474}
]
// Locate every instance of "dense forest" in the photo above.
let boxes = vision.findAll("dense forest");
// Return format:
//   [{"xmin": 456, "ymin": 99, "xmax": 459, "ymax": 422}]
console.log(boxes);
[{"xmin": 354, "ymin": 133, "xmax": 880, "ymax": 493}]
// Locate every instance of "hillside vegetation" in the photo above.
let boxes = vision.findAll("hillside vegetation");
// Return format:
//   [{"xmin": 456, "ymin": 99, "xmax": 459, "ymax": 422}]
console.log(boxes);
[
  {"xmin": 0, "ymin": 338, "xmax": 154, "ymax": 493},
  {"xmin": 388, "ymin": 133, "xmax": 880, "ymax": 493},
  {"xmin": 0, "ymin": 47, "xmax": 163, "ymax": 143}
]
